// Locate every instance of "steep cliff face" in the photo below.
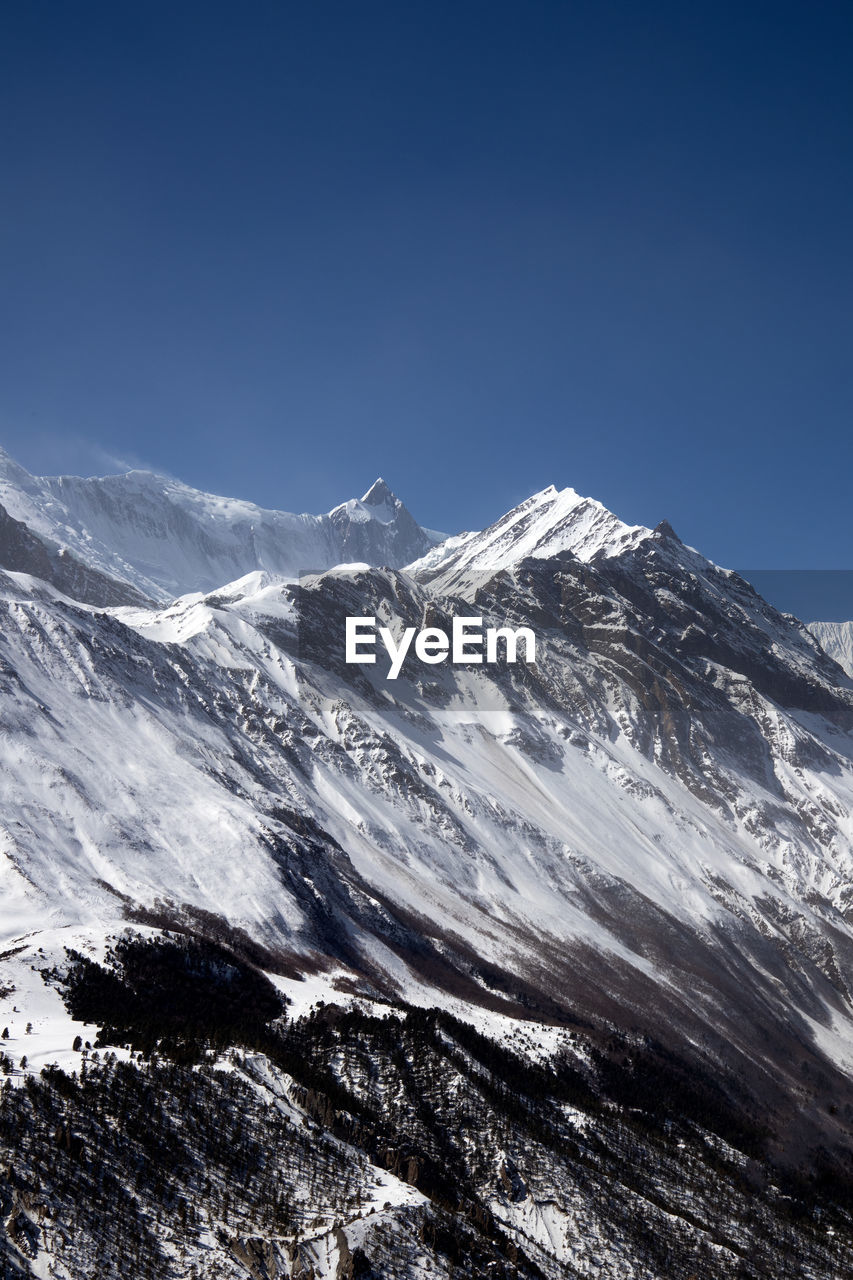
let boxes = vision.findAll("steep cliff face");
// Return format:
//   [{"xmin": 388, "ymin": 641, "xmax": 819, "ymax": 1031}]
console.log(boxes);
[
  {"xmin": 811, "ymin": 619, "xmax": 853, "ymax": 677},
  {"xmin": 2, "ymin": 448, "xmax": 853, "ymax": 1277},
  {"xmin": 329, "ymin": 478, "xmax": 440, "ymax": 568}
]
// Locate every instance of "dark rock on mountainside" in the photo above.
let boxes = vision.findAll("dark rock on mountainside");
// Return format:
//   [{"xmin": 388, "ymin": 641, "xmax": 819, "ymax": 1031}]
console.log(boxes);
[{"xmin": 0, "ymin": 501, "xmax": 150, "ymax": 607}]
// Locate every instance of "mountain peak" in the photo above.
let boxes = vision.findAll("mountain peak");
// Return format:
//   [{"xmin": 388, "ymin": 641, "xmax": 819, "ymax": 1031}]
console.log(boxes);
[
  {"xmin": 361, "ymin": 478, "xmax": 398, "ymax": 507},
  {"xmin": 653, "ymin": 518, "xmax": 681, "ymax": 544},
  {"xmin": 407, "ymin": 483, "xmax": 650, "ymax": 588}
]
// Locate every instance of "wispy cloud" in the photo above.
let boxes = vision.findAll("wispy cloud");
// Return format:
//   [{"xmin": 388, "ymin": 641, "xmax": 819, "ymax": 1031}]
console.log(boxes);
[
  {"xmin": 88, "ymin": 444, "xmax": 171, "ymax": 478},
  {"xmin": 0, "ymin": 424, "xmax": 175, "ymax": 481}
]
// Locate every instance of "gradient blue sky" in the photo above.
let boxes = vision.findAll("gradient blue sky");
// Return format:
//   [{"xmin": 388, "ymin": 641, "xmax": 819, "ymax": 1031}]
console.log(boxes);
[{"xmin": 1, "ymin": 1, "xmax": 851, "ymax": 567}]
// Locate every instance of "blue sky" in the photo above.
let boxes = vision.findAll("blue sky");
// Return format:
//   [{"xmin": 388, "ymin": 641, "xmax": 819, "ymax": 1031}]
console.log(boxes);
[{"xmin": 1, "ymin": 1, "xmax": 851, "ymax": 567}]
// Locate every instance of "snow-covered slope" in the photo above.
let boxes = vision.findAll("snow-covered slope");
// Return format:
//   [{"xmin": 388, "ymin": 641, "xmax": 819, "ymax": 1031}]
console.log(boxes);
[
  {"xmin": 2, "ymin": 507, "xmax": 853, "ymax": 1092},
  {"xmin": 810, "ymin": 619, "xmax": 853, "ymax": 677},
  {"xmin": 0, "ymin": 497, "xmax": 149, "ymax": 607},
  {"xmin": 0, "ymin": 448, "xmax": 441, "ymax": 601}
]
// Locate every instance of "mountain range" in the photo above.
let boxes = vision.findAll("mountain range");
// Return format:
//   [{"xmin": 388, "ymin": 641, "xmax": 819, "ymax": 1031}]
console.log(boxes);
[
  {"xmin": 0, "ymin": 449, "xmax": 442, "ymax": 602},
  {"xmin": 2, "ymin": 447, "xmax": 853, "ymax": 1279}
]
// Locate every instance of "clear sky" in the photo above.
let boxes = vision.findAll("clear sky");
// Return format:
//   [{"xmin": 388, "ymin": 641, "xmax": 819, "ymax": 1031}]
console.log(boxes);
[{"xmin": 1, "ymin": 1, "xmax": 851, "ymax": 567}]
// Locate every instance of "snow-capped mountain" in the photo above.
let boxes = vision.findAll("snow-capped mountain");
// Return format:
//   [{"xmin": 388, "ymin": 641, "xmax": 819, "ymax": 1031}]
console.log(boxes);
[
  {"xmin": 0, "ymin": 448, "xmax": 442, "ymax": 601},
  {"xmin": 3, "ymin": 444, "xmax": 853, "ymax": 1278},
  {"xmin": 409, "ymin": 482, "xmax": 649, "ymax": 591},
  {"xmin": 3, "ymin": 458, "xmax": 853, "ymax": 1093}
]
